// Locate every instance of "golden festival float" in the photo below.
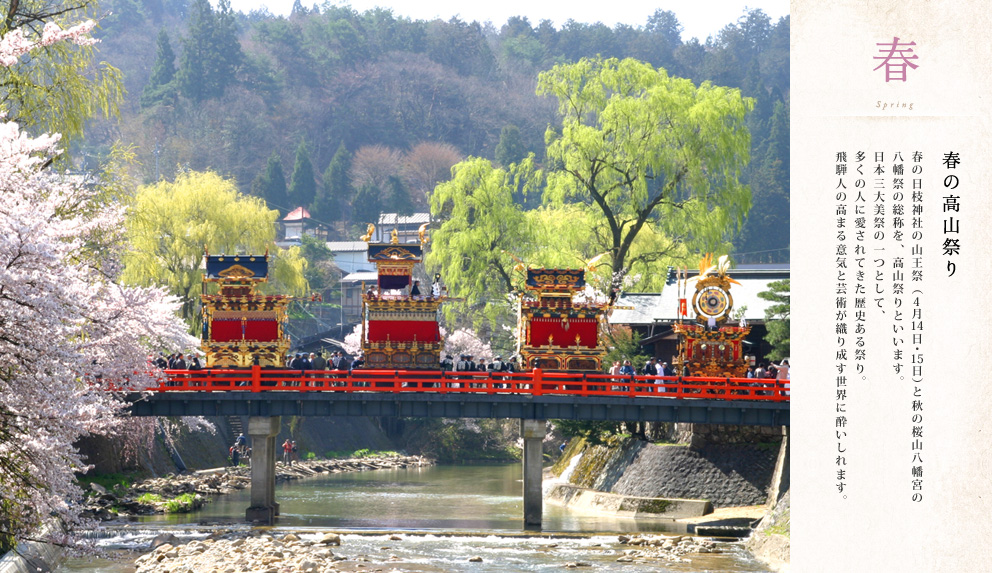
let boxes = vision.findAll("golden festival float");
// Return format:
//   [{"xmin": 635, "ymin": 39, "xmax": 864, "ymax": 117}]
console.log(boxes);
[
  {"xmin": 359, "ymin": 225, "xmax": 445, "ymax": 369},
  {"xmin": 673, "ymin": 254, "xmax": 750, "ymax": 377},
  {"xmin": 200, "ymin": 252, "xmax": 292, "ymax": 367},
  {"xmin": 515, "ymin": 268, "xmax": 608, "ymax": 371}
]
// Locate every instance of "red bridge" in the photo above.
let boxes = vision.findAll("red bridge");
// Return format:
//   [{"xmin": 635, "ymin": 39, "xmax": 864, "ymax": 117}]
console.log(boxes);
[{"xmin": 152, "ymin": 366, "xmax": 789, "ymax": 401}]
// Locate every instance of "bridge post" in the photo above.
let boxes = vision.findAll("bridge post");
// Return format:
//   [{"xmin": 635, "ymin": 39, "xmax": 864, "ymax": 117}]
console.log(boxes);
[
  {"xmin": 246, "ymin": 416, "xmax": 281, "ymax": 524},
  {"xmin": 521, "ymin": 418, "xmax": 546, "ymax": 529}
]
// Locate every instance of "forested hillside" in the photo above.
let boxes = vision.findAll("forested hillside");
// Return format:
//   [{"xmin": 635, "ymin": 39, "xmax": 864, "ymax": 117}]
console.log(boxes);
[{"xmin": 83, "ymin": 0, "xmax": 789, "ymax": 262}]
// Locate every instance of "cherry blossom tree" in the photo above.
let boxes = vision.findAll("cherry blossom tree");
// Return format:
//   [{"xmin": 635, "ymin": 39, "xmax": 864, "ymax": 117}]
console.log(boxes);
[
  {"xmin": 443, "ymin": 328, "xmax": 494, "ymax": 362},
  {"xmin": 342, "ymin": 323, "xmax": 362, "ymax": 356},
  {"xmin": 0, "ymin": 29, "xmax": 193, "ymax": 549}
]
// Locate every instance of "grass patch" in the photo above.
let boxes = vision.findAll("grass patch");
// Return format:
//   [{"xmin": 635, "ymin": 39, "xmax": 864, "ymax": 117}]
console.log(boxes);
[
  {"xmin": 163, "ymin": 493, "xmax": 199, "ymax": 514},
  {"xmin": 136, "ymin": 493, "xmax": 163, "ymax": 504}
]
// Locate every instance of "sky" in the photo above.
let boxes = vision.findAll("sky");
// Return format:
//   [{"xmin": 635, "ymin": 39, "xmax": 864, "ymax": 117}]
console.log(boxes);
[{"xmin": 223, "ymin": 0, "xmax": 790, "ymax": 42}]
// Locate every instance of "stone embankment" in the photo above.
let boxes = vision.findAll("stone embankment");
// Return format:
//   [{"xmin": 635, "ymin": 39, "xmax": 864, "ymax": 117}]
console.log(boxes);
[
  {"xmin": 83, "ymin": 456, "xmax": 432, "ymax": 521},
  {"xmin": 133, "ymin": 531, "xmax": 733, "ymax": 573}
]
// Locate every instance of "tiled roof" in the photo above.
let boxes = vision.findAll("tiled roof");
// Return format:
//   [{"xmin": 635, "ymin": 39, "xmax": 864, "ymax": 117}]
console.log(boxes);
[
  {"xmin": 377, "ymin": 212, "xmax": 430, "ymax": 225},
  {"xmin": 325, "ymin": 241, "xmax": 369, "ymax": 252},
  {"xmin": 341, "ymin": 271, "xmax": 379, "ymax": 283}
]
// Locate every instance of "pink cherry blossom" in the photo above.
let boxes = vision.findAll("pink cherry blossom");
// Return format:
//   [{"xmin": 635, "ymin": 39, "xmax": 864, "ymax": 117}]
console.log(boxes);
[{"xmin": 0, "ymin": 22, "xmax": 193, "ymax": 541}]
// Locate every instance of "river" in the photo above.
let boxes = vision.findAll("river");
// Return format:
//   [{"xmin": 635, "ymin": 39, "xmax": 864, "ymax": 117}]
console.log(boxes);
[{"xmin": 58, "ymin": 463, "xmax": 773, "ymax": 572}]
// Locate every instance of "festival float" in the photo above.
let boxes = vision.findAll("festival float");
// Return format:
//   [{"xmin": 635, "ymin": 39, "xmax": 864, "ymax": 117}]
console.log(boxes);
[
  {"xmin": 200, "ymin": 251, "xmax": 291, "ymax": 367},
  {"xmin": 673, "ymin": 254, "xmax": 750, "ymax": 377},
  {"xmin": 515, "ymin": 268, "xmax": 608, "ymax": 371},
  {"xmin": 359, "ymin": 225, "xmax": 444, "ymax": 369}
]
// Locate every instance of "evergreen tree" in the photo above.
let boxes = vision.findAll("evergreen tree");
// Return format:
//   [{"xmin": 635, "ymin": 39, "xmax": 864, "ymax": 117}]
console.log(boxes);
[
  {"xmin": 385, "ymin": 175, "xmax": 414, "ymax": 216},
  {"xmin": 757, "ymin": 279, "xmax": 790, "ymax": 360},
  {"xmin": 212, "ymin": 0, "xmax": 243, "ymax": 89},
  {"xmin": 352, "ymin": 182, "xmax": 383, "ymax": 226},
  {"xmin": 177, "ymin": 0, "xmax": 242, "ymax": 102},
  {"xmin": 176, "ymin": 0, "xmax": 213, "ymax": 102},
  {"xmin": 251, "ymin": 152, "xmax": 289, "ymax": 214},
  {"xmin": 288, "ymin": 139, "xmax": 317, "ymax": 209},
  {"xmin": 313, "ymin": 143, "xmax": 352, "ymax": 223},
  {"xmin": 141, "ymin": 29, "xmax": 178, "ymax": 108},
  {"xmin": 494, "ymin": 124, "xmax": 526, "ymax": 167}
]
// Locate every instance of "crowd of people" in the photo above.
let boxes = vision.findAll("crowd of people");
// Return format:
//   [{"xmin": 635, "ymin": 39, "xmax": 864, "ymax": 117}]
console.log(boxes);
[
  {"xmin": 285, "ymin": 350, "xmax": 354, "ymax": 371},
  {"xmin": 441, "ymin": 354, "xmax": 516, "ymax": 373},
  {"xmin": 154, "ymin": 351, "xmax": 202, "ymax": 370}
]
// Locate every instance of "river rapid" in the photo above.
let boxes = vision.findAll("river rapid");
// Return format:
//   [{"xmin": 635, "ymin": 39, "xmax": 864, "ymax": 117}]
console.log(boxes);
[{"xmin": 58, "ymin": 463, "xmax": 773, "ymax": 572}]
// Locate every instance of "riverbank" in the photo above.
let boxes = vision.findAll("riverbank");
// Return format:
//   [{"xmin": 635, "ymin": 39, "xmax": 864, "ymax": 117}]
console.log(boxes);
[{"xmin": 82, "ymin": 455, "xmax": 433, "ymax": 521}]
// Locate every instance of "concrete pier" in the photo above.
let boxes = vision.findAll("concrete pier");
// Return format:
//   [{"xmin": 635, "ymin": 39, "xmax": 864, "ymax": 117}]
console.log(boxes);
[
  {"xmin": 245, "ymin": 416, "xmax": 281, "ymax": 524},
  {"xmin": 521, "ymin": 418, "xmax": 546, "ymax": 529}
]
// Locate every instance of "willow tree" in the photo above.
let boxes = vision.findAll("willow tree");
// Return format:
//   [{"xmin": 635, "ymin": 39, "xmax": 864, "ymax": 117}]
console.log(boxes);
[
  {"xmin": 539, "ymin": 57, "xmax": 752, "ymax": 299},
  {"xmin": 0, "ymin": 1, "xmax": 124, "ymax": 146},
  {"xmin": 427, "ymin": 156, "xmax": 537, "ymax": 332},
  {"xmin": 123, "ymin": 171, "xmax": 308, "ymax": 331}
]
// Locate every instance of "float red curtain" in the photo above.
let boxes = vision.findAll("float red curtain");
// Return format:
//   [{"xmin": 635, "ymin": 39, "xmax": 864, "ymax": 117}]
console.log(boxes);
[
  {"xmin": 527, "ymin": 318, "xmax": 597, "ymax": 347},
  {"xmin": 244, "ymin": 320, "xmax": 279, "ymax": 341},
  {"xmin": 211, "ymin": 320, "xmax": 242, "ymax": 342},
  {"xmin": 368, "ymin": 320, "xmax": 440, "ymax": 342},
  {"xmin": 211, "ymin": 319, "xmax": 278, "ymax": 341}
]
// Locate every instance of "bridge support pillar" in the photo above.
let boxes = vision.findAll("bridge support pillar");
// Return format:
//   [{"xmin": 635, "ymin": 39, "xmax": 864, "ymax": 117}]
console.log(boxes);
[
  {"xmin": 246, "ymin": 416, "xmax": 281, "ymax": 524},
  {"xmin": 521, "ymin": 418, "xmax": 546, "ymax": 529}
]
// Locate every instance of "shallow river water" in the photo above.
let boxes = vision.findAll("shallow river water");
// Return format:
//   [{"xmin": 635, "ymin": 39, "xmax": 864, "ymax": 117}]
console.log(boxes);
[{"xmin": 58, "ymin": 463, "xmax": 773, "ymax": 572}]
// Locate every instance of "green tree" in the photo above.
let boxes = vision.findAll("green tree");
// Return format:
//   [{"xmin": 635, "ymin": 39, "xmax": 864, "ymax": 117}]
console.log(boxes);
[
  {"xmin": 385, "ymin": 175, "xmax": 413, "ymax": 216},
  {"xmin": 538, "ymin": 57, "xmax": 752, "ymax": 300},
  {"xmin": 313, "ymin": 143, "xmax": 351, "ymax": 222},
  {"xmin": 141, "ymin": 29, "xmax": 178, "ymax": 108},
  {"xmin": 122, "ymin": 171, "xmax": 307, "ymax": 330},
  {"xmin": 0, "ymin": 1, "xmax": 124, "ymax": 146},
  {"xmin": 177, "ymin": 0, "xmax": 242, "ymax": 102},
  {"xmin": 494, "ymin": 124, "xmax": 526, "ymax": 168},
  {"xmin": 251, "ymin": 152, "xmax": 289, "ymax": 214},
  {"xmin": 758, "ymin": 279, "xmax": 789, "ymax": 360},
  {"xmin": 737, "ymin": 100, "xmax": 789, "ymax": 262},
  {"xmin": 352, "ymin": 182, "xmax": 383, "ymax": 227},
  {"xmin": 427, "ymin": 156, "xmax": 538, "ymax": 331},
  {"xmin": 288, "ymin": 139, "xmax": 317, "ymax": 209},
  {"xmin": 299, "ymin": 235, "xmax": 337, "ymax": 296}
]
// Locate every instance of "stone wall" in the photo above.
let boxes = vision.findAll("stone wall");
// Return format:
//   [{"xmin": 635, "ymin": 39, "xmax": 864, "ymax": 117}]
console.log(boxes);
[
  {"xmin": 610, "ymin": 443, "xmax": 779, "ymax": 507},
  {"xmin": 554, "ymin": 424, "xmax": 786, "ymax": 509}
]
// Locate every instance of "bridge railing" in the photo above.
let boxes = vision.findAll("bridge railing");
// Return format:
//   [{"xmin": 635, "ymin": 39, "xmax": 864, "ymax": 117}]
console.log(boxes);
[{"xmin": 149, "ymin": 367, "xmax": 790, "ymax": 402}]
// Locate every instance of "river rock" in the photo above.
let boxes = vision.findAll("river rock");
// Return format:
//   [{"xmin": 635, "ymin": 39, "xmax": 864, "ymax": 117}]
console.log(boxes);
[
  {"xmin": 319, "ymin": 532, "xmax": 341, "ymax": 546},
  {"xmin": 468, "ymin": 556, "xmax": 483, "ymax": 562},
  {"xmin": 150, "ymin": 533, "xmax": 181, "ymax": 550}
]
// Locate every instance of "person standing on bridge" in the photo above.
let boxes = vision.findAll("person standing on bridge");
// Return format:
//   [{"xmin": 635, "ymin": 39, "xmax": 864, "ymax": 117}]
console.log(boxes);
[
  {"xmin": 311, "ymin": 351, "xmax": 327, "ymax": 370},
  {"xmin": 775, "ymin": 360, "xmax": 790, "ymax": 397},
  {"xmin": 619, "ymin": 360, "xmax": 634, "ymax": 376}
]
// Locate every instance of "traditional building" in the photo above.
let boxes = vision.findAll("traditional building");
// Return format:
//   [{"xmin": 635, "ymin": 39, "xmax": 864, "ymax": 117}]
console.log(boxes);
[
  {"xmin": 200, "ymin": 253, "xmax": 291, "ymax": 367},
  {"xmin": 372, "ymin": 212, "xmax": 430, "ymax": 244},
  {"xmin": 610, "ymin": 263, "xmax": 788, "ymax": 368},
  {"xmin": 516, "ymin": 269, "xmax": 608, "ymax": 371}
]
